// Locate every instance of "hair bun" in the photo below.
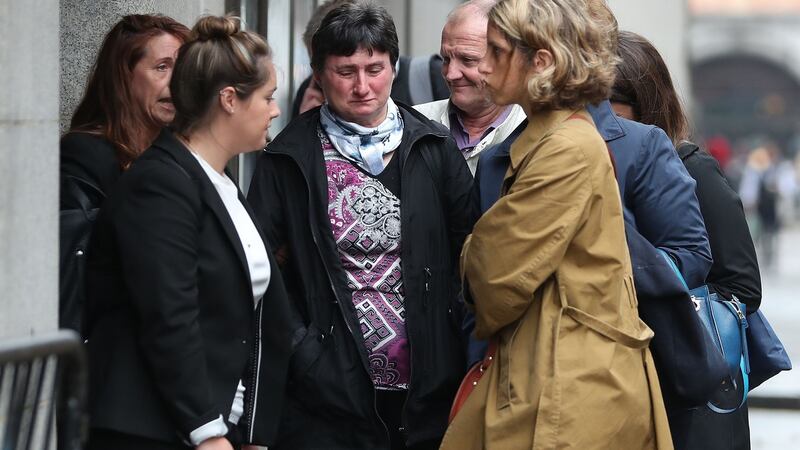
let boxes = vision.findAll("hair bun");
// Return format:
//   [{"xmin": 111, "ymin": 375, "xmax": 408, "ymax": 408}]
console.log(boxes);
[{"xmin": 193, "ymin": 15, "xmax": 241, "ymax": 41}]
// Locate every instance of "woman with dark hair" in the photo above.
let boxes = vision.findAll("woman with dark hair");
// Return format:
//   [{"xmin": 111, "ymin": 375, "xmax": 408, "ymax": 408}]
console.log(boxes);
[
  {"xmin": 59, "ymin": 15, "xmax": 190, "ymax": 330},
  {"xmin": 64, "ymin": 14, "xmax": 191, "ymax": 172},
  {"xmin": 247, "ymin": 2, "xmax": 475, "ymax": 449},
  {"xmin": 609, "ymin": 31, "xmax": 690, "ymax": 145},
  {"xmin": 84, "ymin": 15, "xmax": 292, "ymax": 450},
  {"xmin": 611, "ymin": 30, "xmax": 761, "ymax": 450},
  {"xmin": 441, "ymin": 0, "xmax": 672, "ymax": 448}
]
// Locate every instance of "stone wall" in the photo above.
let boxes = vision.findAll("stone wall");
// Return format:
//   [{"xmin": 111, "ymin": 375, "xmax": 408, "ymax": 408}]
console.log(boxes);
[{"xmin": 0, "ymin": 0, "xmax": 60, "ymax": 339}]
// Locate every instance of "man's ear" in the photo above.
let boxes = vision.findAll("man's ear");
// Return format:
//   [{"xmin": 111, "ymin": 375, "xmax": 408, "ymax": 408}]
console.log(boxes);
[
  {"xmin": 219, "ymin": 86, "xmax": 237, "ymax": 114},
  {"xmin": 312, "ymin": 71, "xmax": 323, "ymax": 91}
]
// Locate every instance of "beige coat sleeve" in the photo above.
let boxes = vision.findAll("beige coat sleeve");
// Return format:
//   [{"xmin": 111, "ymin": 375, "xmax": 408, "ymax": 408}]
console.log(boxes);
[{"xmin": 463, "ymin": 134, "xmax": 593, "ymax": 338}]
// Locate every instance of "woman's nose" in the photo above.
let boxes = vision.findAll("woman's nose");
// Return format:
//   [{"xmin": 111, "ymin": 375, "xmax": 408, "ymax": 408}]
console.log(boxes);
[{"xmin": 353, "ymin": 73, "xmax": 369, "ymax": 95}]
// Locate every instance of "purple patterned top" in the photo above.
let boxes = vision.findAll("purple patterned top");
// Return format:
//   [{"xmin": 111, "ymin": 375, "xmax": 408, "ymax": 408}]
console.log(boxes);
[{"xmin": 321, "ymin": 129, "xmax": 410, "ymax": 391}]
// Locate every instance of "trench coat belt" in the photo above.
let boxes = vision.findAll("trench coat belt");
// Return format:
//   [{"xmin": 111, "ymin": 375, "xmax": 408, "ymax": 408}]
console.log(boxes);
[{"xmin": 564, "ymin": 306, "xmax": 653, "ymax": 349}]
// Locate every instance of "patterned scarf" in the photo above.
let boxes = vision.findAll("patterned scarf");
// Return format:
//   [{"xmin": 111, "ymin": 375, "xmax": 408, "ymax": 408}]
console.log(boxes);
[{"xmin": 319, "ymin": 98, "xmax": 404, "ymax": 176}]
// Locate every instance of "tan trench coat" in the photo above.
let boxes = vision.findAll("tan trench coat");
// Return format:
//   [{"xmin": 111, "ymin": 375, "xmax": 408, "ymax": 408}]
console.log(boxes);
[{"xmin": 441, "ymin": 109, "xmax": 673, "ymax": 450}]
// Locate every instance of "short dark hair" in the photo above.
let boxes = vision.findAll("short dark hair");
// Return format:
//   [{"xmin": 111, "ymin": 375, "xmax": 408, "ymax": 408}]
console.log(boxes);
[
  {"xmin": 303, "ymin": 0, "xmax": 355, "ymax": 54},
  {"xmin": 611, "ymin": 31, "xmax": 690, "ymax": 144},
  {"xmin": 171, "ymin": 15, "xmax": 272, "ymax": 136},
  {"xmin": 310, "ymin": 1, "xmax": 399, "ymax": 72}
]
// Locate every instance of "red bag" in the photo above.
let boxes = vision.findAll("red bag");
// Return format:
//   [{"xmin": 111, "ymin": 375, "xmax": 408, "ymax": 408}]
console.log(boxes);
[{"xmin": 448, "ymin": 340, "xmax": 497, "ymax": 423}]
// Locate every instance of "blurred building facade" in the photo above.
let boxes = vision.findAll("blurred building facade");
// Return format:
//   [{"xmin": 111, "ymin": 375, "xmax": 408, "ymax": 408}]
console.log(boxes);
[{"xmin": 690, "ymin": 0, "xmax": 800, "ymax": 153}]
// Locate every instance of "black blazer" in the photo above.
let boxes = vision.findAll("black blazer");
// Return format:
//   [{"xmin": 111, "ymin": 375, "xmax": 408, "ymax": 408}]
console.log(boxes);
[{"xmin": 84, "ymin": 129, "xmax": 292, "ymax": 445}]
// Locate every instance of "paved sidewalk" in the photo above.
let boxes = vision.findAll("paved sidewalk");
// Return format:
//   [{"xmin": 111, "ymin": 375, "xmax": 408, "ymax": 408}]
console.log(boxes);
[
  {"xmin": 748, "ymin": 224, "xmax": 800, "ymax": 449},
  {"xmin": 750, "ymin": 408, "xmax": 800, "ymax": 449},
  {"xmin": 748, "ymin": 225, "xmax": 800, "ymax": 400}
]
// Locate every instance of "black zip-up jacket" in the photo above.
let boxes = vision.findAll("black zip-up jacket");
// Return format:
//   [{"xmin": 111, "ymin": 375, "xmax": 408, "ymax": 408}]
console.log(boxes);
[{"xmin": 248, "ymin": 104, "xmax": 477, "ymax": 449}]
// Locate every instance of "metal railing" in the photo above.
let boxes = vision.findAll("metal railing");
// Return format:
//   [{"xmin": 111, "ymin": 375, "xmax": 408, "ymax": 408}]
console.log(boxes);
[{"xmin": 0, "ymin": 330, "xmax": 87, "ymax": 450}]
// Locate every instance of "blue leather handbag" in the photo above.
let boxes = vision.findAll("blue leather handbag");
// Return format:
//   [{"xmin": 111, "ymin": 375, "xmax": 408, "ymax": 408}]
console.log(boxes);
[
  {"xmin": 659, "ymin": 251, "xmax": 750, "ymax": 413},
  {"xmin": 747, "ymin": 309, "xmax": 792, "ymax": 389}
]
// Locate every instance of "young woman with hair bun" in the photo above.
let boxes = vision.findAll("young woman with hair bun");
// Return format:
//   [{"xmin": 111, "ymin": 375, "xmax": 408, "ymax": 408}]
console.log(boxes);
[{"xmin": 83, "ymin": 15, "xmax": 292, "ymax": 450}]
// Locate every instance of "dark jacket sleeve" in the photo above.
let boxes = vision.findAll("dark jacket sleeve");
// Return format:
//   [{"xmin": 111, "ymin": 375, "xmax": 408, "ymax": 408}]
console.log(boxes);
[
  {"xmin": 247, "ymin": 151, "xmax": 287, "ymax": 252},
  {"xmin": 111, "ymin": 161, "xmax": 222, "ymax": 437},
  {"xmin": 440, "ymin": 137, "xmax": 479, "ymax": 267},
  {"xmin": 247, "ymin": 151, "xmax": 308, "ymax": 341},
  {"xmin": 631, "ymin": 128, "xmax": 713, "ymax": 288},
  {"xmin": 683, "ymin": 149, "xmax": 762, "ymax": 311}
]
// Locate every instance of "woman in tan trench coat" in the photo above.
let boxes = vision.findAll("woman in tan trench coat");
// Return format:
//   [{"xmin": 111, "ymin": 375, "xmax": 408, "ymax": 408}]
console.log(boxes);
[{"xmin": 441, "ymin": 1, "xmax": 673, "ymax": 449}]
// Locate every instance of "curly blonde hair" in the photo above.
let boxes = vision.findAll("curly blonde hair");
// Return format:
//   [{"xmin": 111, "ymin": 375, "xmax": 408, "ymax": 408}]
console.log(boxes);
[{"xmin": 488, "ymin": 0, "xmax": 619, "ymax": 110}]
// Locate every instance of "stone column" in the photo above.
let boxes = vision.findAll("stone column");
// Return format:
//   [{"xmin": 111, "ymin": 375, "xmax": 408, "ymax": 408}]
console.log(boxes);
[{"xmin": 0, "ymin": 0, "xmax": 60, "ymax": 339}]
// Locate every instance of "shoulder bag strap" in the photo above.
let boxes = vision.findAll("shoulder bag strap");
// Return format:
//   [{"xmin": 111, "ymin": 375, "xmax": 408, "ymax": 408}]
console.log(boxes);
[{"xmin": 676, "ymin": 141, "xmax": 700, "ymax": 162}]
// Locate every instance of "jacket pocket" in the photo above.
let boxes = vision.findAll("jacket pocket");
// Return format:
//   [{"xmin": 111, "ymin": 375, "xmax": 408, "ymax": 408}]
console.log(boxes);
[
  {"xmin": 498, "ymin": 314, "xmax": 528, "ymax": 409},
  {"xmin": 289, "ymin": 325, "xmax": 325, "ymax": 380},
  {"xmin": 287, "ymin": 318, "xmax": 371, "ymax": 421},
  {"xmin": 414, "ymin": 266, "xmax": 466, "ymax": 399}
]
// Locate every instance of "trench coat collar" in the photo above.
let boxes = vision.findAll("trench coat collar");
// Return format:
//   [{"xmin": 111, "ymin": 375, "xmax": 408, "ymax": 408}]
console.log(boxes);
[
  {"xmin": 508, "ymin": 108, "xmax": 588, "ymax": 172},
  {"xmin": 151, "ymin": 128, "xmax": 257, "ymax": 301}
]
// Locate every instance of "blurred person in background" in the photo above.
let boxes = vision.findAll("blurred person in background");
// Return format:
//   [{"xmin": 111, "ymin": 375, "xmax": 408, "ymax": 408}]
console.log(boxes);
[
  {"xmin": 706, "ymin": 135, "xmax": 733, "ymax": 172},
  {"xmin": 59, "ymin": 14, "xmax": 190, "ymax": 332},
  {"xmin": 291, "ymin": 0, "xmax": 449, "ymax": 118},
  {"xmin": 247, "ymin": 2, "xmax": 475, "ymax": 449},
  {"xmin": 414, "ymin": 0, "xmax": 525, "ymax": 174},
  {"xmin": 611, "ymin": 30, "xmax": 761, "ymax": 450},
  {"xmin": 442, "ymin": 0, "xmax": 672, "ymax": 448},
  {"xmin": 738, "ymin": 143, "xmax": 796, "ymax": 268},
  {"xmin": 83, "ymin": 15, "xmax": 292, "ymax": 450}
]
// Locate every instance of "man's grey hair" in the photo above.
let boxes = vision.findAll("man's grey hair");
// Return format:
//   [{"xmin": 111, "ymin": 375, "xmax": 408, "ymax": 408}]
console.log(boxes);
[{"xmin": 446, "ymin": 0, "xmax": 497, "ymax": 24}]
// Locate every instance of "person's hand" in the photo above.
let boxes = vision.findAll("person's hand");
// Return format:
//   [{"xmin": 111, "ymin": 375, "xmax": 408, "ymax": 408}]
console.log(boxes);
[
  {"xmin": 299, "ymin": 78, "xmax": 325, "ymax": 114},
  {"xmin": 196, "ymin": 436, "xmax": 234, "ymax": 450}
]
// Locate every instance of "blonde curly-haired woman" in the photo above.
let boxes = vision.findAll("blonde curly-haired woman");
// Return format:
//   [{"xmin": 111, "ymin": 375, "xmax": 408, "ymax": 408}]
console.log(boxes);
[{"xmin": 441, "ymin": 0, "xmax": 673, "ymax": 448}]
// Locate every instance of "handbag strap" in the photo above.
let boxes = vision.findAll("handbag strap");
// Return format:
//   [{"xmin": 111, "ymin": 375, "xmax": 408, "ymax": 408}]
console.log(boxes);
[
  {"xmin": 676, "ymin": 141, "xmax": 700, "ymax": 162},
  {"xmin": 62, "ymin": 175, "xmax": 105, "ymax": 213},
  {"xmin": 707, "ymin": 357, "xmax": 749, "ymax": 414}
]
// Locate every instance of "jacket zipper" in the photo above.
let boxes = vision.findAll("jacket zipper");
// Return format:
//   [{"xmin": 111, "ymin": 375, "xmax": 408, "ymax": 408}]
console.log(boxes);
[
  {"xmin": 395, "ymin": 130, "xmax": 434, "ymax": 443},
  {"xmin": 423, "ymin": 267, "xmax": 432, "ymax": 307},
  {"xmin": 246, "ymin": 300, "xmax": 264, "ymax": 441}
]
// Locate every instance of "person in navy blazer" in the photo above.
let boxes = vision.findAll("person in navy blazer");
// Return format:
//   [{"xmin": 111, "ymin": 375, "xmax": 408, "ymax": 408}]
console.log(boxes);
[{"xmin": 84, "ymin": 16, "xmax": 291, "ymax": 450}]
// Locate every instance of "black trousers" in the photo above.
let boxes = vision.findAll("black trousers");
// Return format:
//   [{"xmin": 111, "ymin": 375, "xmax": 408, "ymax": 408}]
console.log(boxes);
[
  {"xmin": 375, "ymin": 389, "xmax": 440, "ymax": 450},
  {"xmin": 87, "ymin": 428, "xmax": 243, "ymax": 450},
  {"xmin": 87, "ymin": 429, "xmax": 191, "ymax": 450}
]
